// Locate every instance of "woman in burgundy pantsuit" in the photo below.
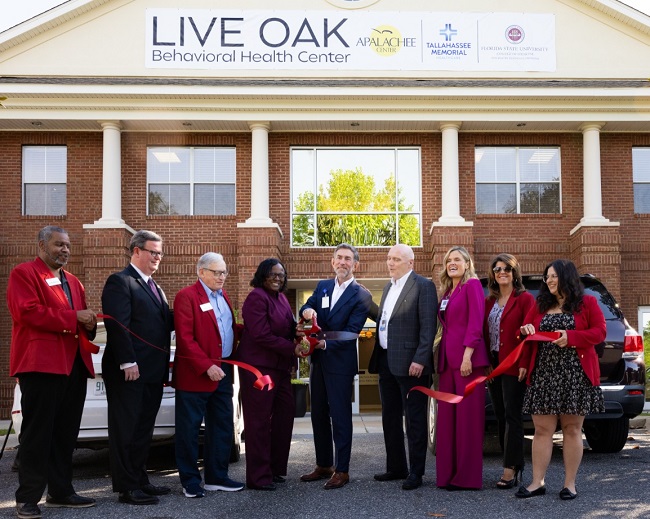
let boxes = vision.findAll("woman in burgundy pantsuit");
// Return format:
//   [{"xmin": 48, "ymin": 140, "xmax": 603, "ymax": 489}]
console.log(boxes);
[
  {"xmin": 237, "ymin": 259, "xmax": 304, "ymax": 490},
  {"xmin": 436, "ymin": 246, "xmax": 488, "ymax": 490}
]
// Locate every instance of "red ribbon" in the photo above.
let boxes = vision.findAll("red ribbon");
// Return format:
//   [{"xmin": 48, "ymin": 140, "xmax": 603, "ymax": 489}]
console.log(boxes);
[
  {"xmin": 79, "ymin": 328, "xmax": 100, "ymax": 354},
  {"xmin": 410, "ymin": 332, "xmax": 560, "ymax": 404},
  {"xmin": 95, "ymin": 314, "xmax": 274, "ymax": 391}
]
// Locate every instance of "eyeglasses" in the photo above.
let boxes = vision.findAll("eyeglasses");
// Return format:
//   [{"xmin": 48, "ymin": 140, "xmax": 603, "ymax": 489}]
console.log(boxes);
[
  {"xmin": 268, "ymin": 273, "xmax": 286, "ymax": 280},
  {"xmin": 543, "ymin": 274, "xmax": 559, "ymax": 283},
  {"xmin": 140, "ymin": 248, "xmax": 164, "ymax": 259},
  {"xmin": 204, "ymin": 268, "xmax": 228, "ymax": 278},
  {"xmin": 492, "ymin": 266, "xmax": 513, "ymax": 274}
]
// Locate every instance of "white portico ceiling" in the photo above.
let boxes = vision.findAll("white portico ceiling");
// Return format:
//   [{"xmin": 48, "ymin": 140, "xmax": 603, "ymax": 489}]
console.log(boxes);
[{"xmin": 1, "ymin": 77, "xmax": 650, "ymax": 132}]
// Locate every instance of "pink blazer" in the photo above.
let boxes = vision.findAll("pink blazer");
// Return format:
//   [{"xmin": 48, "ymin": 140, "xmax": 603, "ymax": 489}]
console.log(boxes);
[{"xmin": 438, "ymin": 278, "xmax": 488, "ymax": 372}]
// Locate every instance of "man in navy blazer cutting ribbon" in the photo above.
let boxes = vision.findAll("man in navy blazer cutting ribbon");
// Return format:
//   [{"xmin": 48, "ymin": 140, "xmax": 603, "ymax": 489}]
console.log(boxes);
[{"xmin": 299, "ymin": 244, "xmax": 373, "ymax": 490}]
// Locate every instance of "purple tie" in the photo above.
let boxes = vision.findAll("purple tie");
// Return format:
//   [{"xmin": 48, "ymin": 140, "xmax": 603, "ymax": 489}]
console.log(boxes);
[{"xmin": 148, "ymin": 278, "xmax": 161, "ymax": 304}]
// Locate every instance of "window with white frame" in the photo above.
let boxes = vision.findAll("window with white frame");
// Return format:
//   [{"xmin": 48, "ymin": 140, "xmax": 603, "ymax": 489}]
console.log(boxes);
[
  {"xmin": 147, "ymin": 147, "xmax": 236, "ymax": 215},
  {"xmin": 632, "ymin": 148, "xmax": 650, "ymax": 213},
  {"xmin": 475, "ymin": 146, "xmax": 561, "ymax": 214},
  {"xmin": 22, "ymin": 146, "xmax": 67, "ymax": 216},
  {"xmin": 291, "ymin": 147, "xmax": 421, "ymax": 247}
]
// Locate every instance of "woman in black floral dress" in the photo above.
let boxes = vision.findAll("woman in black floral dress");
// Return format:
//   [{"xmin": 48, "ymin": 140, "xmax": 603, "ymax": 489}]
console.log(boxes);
[{"xmin": 515, "ymin": 259, "xmax": 606, "ymax": 501}]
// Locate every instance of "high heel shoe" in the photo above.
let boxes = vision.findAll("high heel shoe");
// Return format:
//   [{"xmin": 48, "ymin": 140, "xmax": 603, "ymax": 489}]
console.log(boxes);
[
  {"xmin": 496, "ymin": 467, "xmax": 521, "ymax": 490},
  {"xmin": 515, "ymin": 484, "xmax": 546, "ymax": 498}
]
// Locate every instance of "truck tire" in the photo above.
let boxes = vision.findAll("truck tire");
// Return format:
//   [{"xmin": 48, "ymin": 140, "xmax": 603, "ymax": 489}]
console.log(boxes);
[
  {"xmin": 427, "ymin": 396, "xmax": 437, "ymax": 455},
  {"xmin": 583, "ymin": 417, "xmax": 629, "ymax": 453}
]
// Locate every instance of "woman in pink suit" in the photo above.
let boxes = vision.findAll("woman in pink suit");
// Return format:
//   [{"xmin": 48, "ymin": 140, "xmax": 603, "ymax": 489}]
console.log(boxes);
[
  {"xmin": 436, "ymin": 246, "xmax": 489, "ymax": 490},
  {"xmin": 516, "ymin": 259, "xmax": 605, "ymax": 501},
  {"xmin": 483, "ymin": 254, "xmax": 535, "ymax": 489}
]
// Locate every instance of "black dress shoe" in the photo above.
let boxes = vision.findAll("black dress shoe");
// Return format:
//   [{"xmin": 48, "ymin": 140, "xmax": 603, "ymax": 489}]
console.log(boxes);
[
  {"xmin": 16, "ymin": 503, "xmax": 41, "ymax": 519},
  {"xmin": 249, "ymin": 483, "xmax": 276, "ymax": 491},
  {"xmin": 559, "ymin": 487, "xmax": 578, "ymax": 500},
  {"xmin": 402, "ymin": 475, "xmax": 422, "ymax": 490},
  {"xmin": 273, "ymin": 475, "xmax": 286, "ymax": 483},
  {"xmin": 141, "ymin": 484, "xmax": 171, "ymax": 496},
  {"xmin": 45, "ymin": 493, "xmax": 96, "ymax": 508},
  {"xmin": 118, "ymin": 489, "xmax": 160, "ymax": 505},
  {"xmin": 374, "ymin": 471, "xmax": 409, "ymax": 481},
  {"xmin": 515, "ymin": 485, "xmax": 546, "ymax": 498}
]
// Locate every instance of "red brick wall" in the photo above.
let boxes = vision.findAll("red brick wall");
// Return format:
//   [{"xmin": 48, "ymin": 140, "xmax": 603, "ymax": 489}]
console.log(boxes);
[{"xmin": 1, "ymin": 129, "xmax": 648, "ymax": 417}]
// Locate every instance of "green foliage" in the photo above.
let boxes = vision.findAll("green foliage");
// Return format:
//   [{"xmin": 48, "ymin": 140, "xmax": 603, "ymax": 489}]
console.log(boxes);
[
  {"xmin": 298, "ymin": 357, "xmax": 310, "ymax": 379},
  {"xmin": 292, "ymin": 167, "xmax": 420, "ymax": 247},
  {"xmin": 148, "ymin": 190, "xmax": 177, "ymax": 215}
]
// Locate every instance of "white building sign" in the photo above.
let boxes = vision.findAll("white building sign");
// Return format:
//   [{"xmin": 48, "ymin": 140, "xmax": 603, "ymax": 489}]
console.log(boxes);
[{"xmin": 145, "ymin": 9, "xmax": 556, "ymax": 72}]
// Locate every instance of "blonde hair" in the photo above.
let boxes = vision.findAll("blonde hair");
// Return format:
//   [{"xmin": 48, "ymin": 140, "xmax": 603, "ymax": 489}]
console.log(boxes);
[{"xmin": 439, "ymin": 246, "xmax": 477, "ymax": 294}]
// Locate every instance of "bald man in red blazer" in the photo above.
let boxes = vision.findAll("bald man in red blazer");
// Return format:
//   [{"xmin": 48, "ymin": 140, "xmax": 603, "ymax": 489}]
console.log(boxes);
[
  {"xmin": 8, "ymin": 226, "xmax": 97, "ymax": 516},
  {"xmin": 172, "ymin": 253, "xmax": 244, "ymax": 497}
]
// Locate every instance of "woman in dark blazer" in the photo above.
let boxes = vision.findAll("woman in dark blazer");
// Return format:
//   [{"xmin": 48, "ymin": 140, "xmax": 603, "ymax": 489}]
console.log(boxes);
[
  {"xmin": 237, "ymin": 258, "xmax": 304, "ymax": 490},
  {"xmin": 483, "ymin": 253, "xmax": 534, "ymax": 489},
  {"xmin": 516, "ymin": 259, "xmax": 606, "ymax": 501},
  {"xmin": 436, "ymin": 246, "xmax": 489, "ymax": 491}
]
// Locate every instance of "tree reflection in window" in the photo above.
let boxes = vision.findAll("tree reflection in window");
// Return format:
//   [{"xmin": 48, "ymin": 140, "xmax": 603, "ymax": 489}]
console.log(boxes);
[{"xmin": 292, "ymin": 165, "xmax": 420, "ymax": 247}]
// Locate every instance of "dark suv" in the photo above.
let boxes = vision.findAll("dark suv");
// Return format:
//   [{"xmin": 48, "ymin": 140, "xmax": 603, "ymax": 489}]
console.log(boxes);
[{"xmin": 428, "ymin": 274, "xmax": 646, "ymax": 454}]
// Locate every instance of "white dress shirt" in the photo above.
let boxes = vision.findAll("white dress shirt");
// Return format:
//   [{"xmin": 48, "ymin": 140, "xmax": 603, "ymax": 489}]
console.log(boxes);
[{"xmin": 378, "ymin": 270, "xmax": 412, "ymax": 349}]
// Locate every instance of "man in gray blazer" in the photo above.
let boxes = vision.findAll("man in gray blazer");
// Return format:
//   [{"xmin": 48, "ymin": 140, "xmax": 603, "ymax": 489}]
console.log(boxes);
[{"xmin": 368, "ymin": 244, "xmax": 437, "ymax": 490}]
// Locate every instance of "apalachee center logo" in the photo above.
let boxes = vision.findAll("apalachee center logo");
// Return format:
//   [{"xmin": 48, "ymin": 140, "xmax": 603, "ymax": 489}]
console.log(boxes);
[
  {"xmin": 505, "ymin": 25, "xmax": 525, "ymax": 44},
  {"xmin": 362, "ymin": 25, "xmax": 404, "ymax": 57}
]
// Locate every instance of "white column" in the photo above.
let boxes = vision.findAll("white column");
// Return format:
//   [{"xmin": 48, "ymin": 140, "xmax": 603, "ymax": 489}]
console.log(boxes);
[
  {"xmin": 240, "ymin": 122, "xmax": 279, "ymax": 229},
  {"xmin": 95, "ymin": 121, "xmax": 124, "ymax": 226},
  {"xmin": 432, "ymin": 122, "xmax": 472, "ymax": 230},
  {"xmin": 571, "ymin": 123, "xmax": 617, "ymax": 233}
]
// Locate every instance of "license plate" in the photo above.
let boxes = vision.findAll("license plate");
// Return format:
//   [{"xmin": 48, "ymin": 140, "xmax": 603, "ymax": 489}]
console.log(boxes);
[{"xmin": 94, "ymin": 381, "xmax": 106, "ymax": 396}]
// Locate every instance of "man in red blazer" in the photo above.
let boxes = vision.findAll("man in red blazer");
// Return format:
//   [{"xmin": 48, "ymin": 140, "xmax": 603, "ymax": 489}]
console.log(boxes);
[
  {"xmin": 8, "ymin": 226, "xmax": 97, "ymax": 519},
  {"xmin": 172, "ymin": 252, "xmax": 244, "ymax": 498}
]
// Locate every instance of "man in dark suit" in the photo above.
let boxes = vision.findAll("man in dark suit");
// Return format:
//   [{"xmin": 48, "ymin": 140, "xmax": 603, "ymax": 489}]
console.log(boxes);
[
  {"xmin": 368, "ymin": 244, "xmax": 437, "ymax": 490},
  {"xmin": 172, "ymin": 252, "xmax": 244, "ymax": 498},
  {"xmin": 8, "ymin": 226, "xmax": 97, "ymax": 519},
  {"xmin": 298, "ymin": 244, "xmax": 373, "ymax": 490},
  {"xmin": 101, "ymin": 230, "xmax": 174, "ymax": 505}
]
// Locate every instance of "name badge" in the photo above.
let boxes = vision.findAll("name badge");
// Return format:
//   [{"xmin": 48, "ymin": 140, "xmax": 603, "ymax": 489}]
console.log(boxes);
[
  {"xmin": 200, "ymin": 302, "xmax": 213, "ymax": 312},
  {"xmin": 440, "ymin": 299, "xmax": 449, "ymax": 311},
  {"xmin": 379, "ymin": 310, "xmax": 387, "ymax": 332},
  {"xmin": 46, "ymin": 277, "xmax": 61, "ymax": 286},
  {"xmin": 321, "ymin": 296, "xmax": 330, "ymax": 309}
]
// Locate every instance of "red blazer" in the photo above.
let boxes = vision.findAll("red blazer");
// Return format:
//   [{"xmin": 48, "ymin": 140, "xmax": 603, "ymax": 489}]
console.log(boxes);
[
  {"xmin": 8, "ymin": 257, "xmax": 95, "ymax": 378},
  {"xmin": 172, "ymin": 280, "xmax": 242, "ymax": 393},
  {"xmin": 521, "ymin": 295, "xmax": 606, "ymax": 386},
  {"xmin": 483, "ymin": 291, "xmax": 535, "ymax": 377}
]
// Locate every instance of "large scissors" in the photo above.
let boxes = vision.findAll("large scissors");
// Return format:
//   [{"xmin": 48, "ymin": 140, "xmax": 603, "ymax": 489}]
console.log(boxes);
[{"xmin": 295, "ymin": 315, "xmax": 360, "ymax": 356}]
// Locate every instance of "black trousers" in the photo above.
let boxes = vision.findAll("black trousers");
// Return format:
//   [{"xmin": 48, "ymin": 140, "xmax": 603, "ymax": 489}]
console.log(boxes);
[
  {"xmin": 16, "ymin": 353, "xmax": 87, "ymax": 503},
  {"xmin": 104, "ymin": 372, "xmax": 164, "ymax": 492},
  {"xmin": 376, "ymin": 348, "xmax": 430, "ymax": 477},
  {"xmin": 488, "ymin": 372, "xmax": 527, "ymax": 470}
]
